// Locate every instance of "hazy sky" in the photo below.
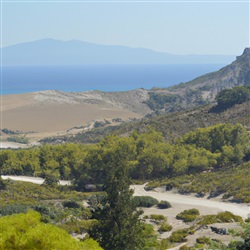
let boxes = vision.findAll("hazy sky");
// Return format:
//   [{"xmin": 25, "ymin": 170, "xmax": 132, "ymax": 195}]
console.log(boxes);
[{"xmin": 1, "ymin": 0, "xmax": 249, "ymax": 55}]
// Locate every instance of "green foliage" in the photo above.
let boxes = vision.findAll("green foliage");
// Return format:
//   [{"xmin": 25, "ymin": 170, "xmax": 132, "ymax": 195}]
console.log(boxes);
[
  {"xmin": 149, "ymin": 214, "xmax": 167, "ymax": 223},
  {"xmin": 0, "ymin": 210, "xmax": 102, "ymax": 249},
  {"xmin": 2, "ymin": 128, "xmax": 18, "ymax": 134},
  {"xmin": 196, "ymin": 237, "xmax": 211, "ymax": 244},
  {"xmin": 0, "ymin": 176, "xmax": 6, "ymax": 190},
  {"xmin": 215, "ymin": 86, "xmax": 250, "ymax": 111},
  {"xmin": 169, "ymin": 227, "xmax": 195, "ymax": 243},
  {"xmin": 0, "ymin": 179, "xmax": 85, "ymax": 208},
  {"xmin": 89, "ymin": 136, "xmax": 147, "ymax": 250},
  {"xmin": 216, "ymin": 211, "xmax": 243, "ymax": 223},
  {"xmin": 178, "ymin": 123, "xmax": 248, "ymax": 154},
  {"xmin": 157, "ymin": 200, "xmax": 172, "ymax": 209},
  {"xmin": 132, "ymin": 196, "xmax": 159, "ymax": 208},
  {"xmin": 140, "ymin": 223, "xmax": 159, "ymax": 249},
  {"xmin": 62, "ymin": 200, "xmax": 82, "ymax": 209},
  {"xmin": 145, "ymin": 92, "xmax": 181, "ymax": 111},
  {"xmin": 237, "ymin": 223, "xmax": 250, "ymax": 250},
  {"xmin": 6, "ymin": 135, "xmax": 29, "ymax": 144},
  {"xmin": 176, "ymin": 209, "xmax": 200, "ymax": 222},
  {"xmin": 199, "ymin": 211, "xmax": 243, "ymax": 225},
  {"xmin": 0, "ymin": 204, "xmax": 29, "ymax": 216},
  {"xmin": 43, "ymin": 172, "xmax": 60, "ymax": 186},
  {"xmin": 59, "ymin": 219, "xmax": 98, "ymax": 234},
  {"xmin": 158, "ymin": 222, "xmax": 173, "ymax": 233}
]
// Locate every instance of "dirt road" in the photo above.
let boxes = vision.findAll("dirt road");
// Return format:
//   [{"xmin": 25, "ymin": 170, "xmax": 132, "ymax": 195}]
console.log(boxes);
[
  {"xmin": 131, "ymin": 184, "xmax": 250, "ymax": 219},
  {"xmin": 1, "ymin": 176, "xmax": 249, "ymax": 219}
]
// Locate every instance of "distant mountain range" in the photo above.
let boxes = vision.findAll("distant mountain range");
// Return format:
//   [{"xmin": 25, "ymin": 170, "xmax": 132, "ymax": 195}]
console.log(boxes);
[{"xmin": 1, "ymin": 38, "xmax": 235, "ymax": 66}]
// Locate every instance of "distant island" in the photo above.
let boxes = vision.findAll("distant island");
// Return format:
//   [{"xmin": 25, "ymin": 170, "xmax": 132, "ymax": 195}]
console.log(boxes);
[{"xmin": 1, "ymin": 38, "xmax": 235, "ymax": 66}]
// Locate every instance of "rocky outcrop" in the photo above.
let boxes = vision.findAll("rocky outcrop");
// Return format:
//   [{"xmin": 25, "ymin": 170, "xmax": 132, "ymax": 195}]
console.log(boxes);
[
  {"xmin": 174, "ymin": 47, "xmax": 250, "ymax": 100},
  {"xmin": 34, "ymin": 88, "xmax": 151, "ymax": 115},
  {"xmin": 145, "ymin": 48, "xmax": 250, "ymax": 113}
]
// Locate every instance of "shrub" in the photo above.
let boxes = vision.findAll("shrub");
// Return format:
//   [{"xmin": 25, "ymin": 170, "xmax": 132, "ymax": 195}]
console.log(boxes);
[
  {"xmin": 157, "ymin": 200, "xmax": 172, "ymax": 209},
  {"xmin": 150, "ymin": 214, "xmax": 167, "ymax": 223},
  {"xmin": 0, "ymin": 204, "xmax": 29, "ymax": 216},
  {"xmin": 216, "ymin": 211, "xmax": 243, "ymax": 223},
  {"xmin": 169, "ymin": 228, "xmax": 195, "ymax": 243},
  {"xmin": 6, "ymin": 135, "xmax": 29, "ymax": 144},
  {"xmin": 158, "ymin": 223, "xmax": 173, "ymax": 233},
  {"xmin": 198, "ymin": 212, "xmax": 243, "ymax": 225},
  {"xmin": 196, "ymin": 237, "xmax": 211, "ymax": 244},
  {"xmin": 198, "ymin": 215, "xmax": 217, "ymax": 225},
  {"xmin": 62, "ymin": 200, "xmax": 81, "ymax": 209},
  {"xmin": 0, "ymin": 177, "xmax": 6, "ymax": 190},
  {"xmin": 176, "ymin": 209, "xmax": 200, "ymax": 222},
  {"xmin": 166, "ymin": 181, "xmax": 180, "ymax": 191},
  {"xmin": 132, "ymin": 196, "xmax": 159, "ymax": 208}
]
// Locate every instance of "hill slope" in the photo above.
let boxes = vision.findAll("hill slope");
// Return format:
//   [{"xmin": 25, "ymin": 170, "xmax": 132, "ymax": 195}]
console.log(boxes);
[{"xmin": 145, "ymin": 47, "xmax": 250, "ymax": 112}]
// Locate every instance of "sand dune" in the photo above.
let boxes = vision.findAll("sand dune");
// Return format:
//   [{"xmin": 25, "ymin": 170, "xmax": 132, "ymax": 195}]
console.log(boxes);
[{"xmin": 1, "ymin": 91, "xmax": 142, "ymax": 133}]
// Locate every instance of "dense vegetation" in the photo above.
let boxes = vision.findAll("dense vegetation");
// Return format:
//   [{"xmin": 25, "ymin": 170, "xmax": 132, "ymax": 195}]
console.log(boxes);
[
  {"xmin": 43, "ymin": 98, "xmax": 249, "ymax": 145},
  {"xmin": 0, "ymin": 210, "xmax": 102, "ymax": 249},
  {"xmin": 1, "ymin": 123, "xmax": 249, "ymax": 201},
  {"xmin": 1, "ymin": 85, "xmax": 250, "ymax": 249},
  {"xmin": 214, "ymin": 85, "xmax": 250, "ymax": 111}
]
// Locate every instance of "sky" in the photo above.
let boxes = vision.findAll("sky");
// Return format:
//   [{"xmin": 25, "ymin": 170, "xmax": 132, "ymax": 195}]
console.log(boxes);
[{"xmin": 0, "ymin": 0, "xmax": 249, "ymax": 55}]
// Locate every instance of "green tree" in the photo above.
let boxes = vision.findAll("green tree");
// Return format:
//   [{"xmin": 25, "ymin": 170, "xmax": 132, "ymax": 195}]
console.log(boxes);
[
  {"xmin": 0, "ymin": 210, "xmax": 103, "ymax": 250},
  {"xmin": 90, "ymin": 136, "xmax": 146, "ymax": 250}
]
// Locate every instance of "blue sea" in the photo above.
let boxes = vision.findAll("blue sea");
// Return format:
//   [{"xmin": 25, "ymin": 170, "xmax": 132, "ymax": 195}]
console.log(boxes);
[{"xmin": 1, "ymin": 64, "xmax": 225, "ymax": 95}]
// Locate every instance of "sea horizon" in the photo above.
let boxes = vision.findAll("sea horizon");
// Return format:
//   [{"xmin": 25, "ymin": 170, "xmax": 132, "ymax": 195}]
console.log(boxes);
[{"xmin": 1, "ymin": 64, "xmax": 225, "ymax": 95}]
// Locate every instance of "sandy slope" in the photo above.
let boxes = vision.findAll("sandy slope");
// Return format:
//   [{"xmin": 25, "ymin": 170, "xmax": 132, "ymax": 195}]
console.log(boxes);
[{"xmin": 1, "ymin": 91, "xmax": 142, "ymax": 133}]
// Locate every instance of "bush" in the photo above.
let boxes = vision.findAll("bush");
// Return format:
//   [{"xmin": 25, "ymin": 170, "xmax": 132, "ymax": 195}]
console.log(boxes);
[
  {"xmin": 150, "ymin": 214, "xmax": 167, "ymax": 223},
  {"xmin": 199, "ymin": 215, "xmax": 217, "ymax": 225},
  {"xmin": 132, "ymin": 196, "xmax": 159, "ymax": 208},
  {"xmin": 62, "ymin": 200, "xmax": 81, "ymax": 209},
  {"xmin": 157, "ymin": 200, "xmax": 172, "ymax": 209},
  {"xmin": 0, "ymin": 177, "xmax": 6, "ymax": 190},
  {"xmin": 199, "ymin": 212, "xmax": 243, "ymax": 225},
  {"xmin": 166, "ymin": 181, "xmax": 180, "ymax": 191},
  {"xmin": 158, "ymin": 223, "xmax": 173, "ymax": 233},
  {"xmin": 6, "ymin": 135, "xmax": 29, "ymax": 144},
  {"xmin": 176, "ymin": 209, "xmax": 200, "ymax": 222},
  {"xmin": 0, "ymin": 204, "xmax": 29, "ymax": 216},
  {"xmin": 169, "ymin": 228, "xmax": 195, "ymax": 243},
  {"xmin": 216, "ymin": 211, "xmax": 243, "ymax": 223},
  {"xmin": 196, "ymin": 237, "xmax": 211, "ymax": 244}
]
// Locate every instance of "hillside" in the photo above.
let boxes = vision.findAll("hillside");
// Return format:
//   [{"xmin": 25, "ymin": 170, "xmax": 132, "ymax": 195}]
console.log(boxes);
[
  {"xmin": 1, "ymin": 48, "xmax": 249, "ymax": 144},
  {"xmin": 145, "ymin": 47, "xmax": 250, "ymax": 112},
  {"xmin": 0, "ymin": 89, "xmax": 151, "ymax": 133},
  {"xmin": 40, "ymin": 99, "xmax": 250, "ymax": 144}
]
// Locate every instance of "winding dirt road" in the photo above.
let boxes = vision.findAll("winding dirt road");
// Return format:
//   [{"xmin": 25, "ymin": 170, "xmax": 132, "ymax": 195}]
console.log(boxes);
[
  {"xmin": 1, "ymin": 176, "xmax": 249, "ymax": 219},
  {"xmin": 131, "ymin": 184, "xmax": 250, "ymax": 219}
]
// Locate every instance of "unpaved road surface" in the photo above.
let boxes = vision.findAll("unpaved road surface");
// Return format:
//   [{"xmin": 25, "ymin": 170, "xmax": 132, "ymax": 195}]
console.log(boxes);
[
  {"xmin": 1, "ymin": 176, "xmax": 249, "ymax": 218},
  {"xmin": 131, "ymin": 184, "xmax": 250, "ymax": 219},
  {"xmin": 1, "ymin": 175, "xmax": 71, "ymax": 186}
]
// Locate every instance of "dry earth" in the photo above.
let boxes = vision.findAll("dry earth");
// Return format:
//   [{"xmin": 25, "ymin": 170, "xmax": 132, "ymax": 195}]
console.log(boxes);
[
  {"xmin": 132, "ymin": 184, "xmax": 249, "ymax": 249},
  {"xmin": 1, "ymin": 89, "xmax": 149, "ymax": 142}
]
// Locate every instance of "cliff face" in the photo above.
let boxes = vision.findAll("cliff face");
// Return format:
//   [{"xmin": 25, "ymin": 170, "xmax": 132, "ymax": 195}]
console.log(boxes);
[
  {"xmin": 180, "ymin": 47, "xmax": 250, "ymax": 99},
  {"xmin": 146, "ymin": 48, "xmax": 250, "ymax": 113}
]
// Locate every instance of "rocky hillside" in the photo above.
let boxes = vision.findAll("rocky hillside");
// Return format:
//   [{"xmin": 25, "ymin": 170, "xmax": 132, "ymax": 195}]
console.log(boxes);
[
  {"xmin": 145, "ymin": 48, "xmax": 250, "ymax": 113},
  {"xmin": 35, "ymin": 48, "xmax": 250, "ymax": 115},
  {"xmin": 34, "ymin": 88, "xmax": 151, "ymax": 115},
  {"xmin": 178, "ymin": 47, "xmax": 250, "ymax": 97}
]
